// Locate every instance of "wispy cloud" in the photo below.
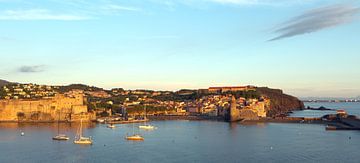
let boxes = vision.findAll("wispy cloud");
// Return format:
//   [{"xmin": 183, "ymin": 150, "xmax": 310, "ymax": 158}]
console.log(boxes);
[
  {"xmin": 101, "ymin": 4, "xmax": 141, "ymax": 12},
  {"xmin": 269, "ymin": 4, "xmax": 360, "ymax": 41},
  {"xmin": 0, "ymin": 36, "xmax": 16, "ymax": 41},
  {"xmin": 136, "ymin": 35, "xmax": 180, "ymax": 40},
  {"xmin": 0, "ymin": 9, "xmax": 90, "ymax": 20},
  {"xmin": 208, "ymin": 0, "xmax": 313, "ymax": 6},
  {"xmin": 210, "ymin": 0, "xmax": 262, "ymax": 5},
  {"xmin": 18, "ymin": 65, "xmax": 46, "ymax": 73}
]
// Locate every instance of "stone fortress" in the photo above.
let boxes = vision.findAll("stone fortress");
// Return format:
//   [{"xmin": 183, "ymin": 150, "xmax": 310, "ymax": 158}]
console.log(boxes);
[
  {"xmin": 228, "ymin": 96, "xmax": 269, "ymax": 122},
  {"xmin": 0, "ymin": 90, "xmax": 95, "ymax": 122}
]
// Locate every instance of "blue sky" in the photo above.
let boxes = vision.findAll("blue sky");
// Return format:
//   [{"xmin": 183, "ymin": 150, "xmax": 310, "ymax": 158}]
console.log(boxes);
[{"xmin": 0, "ymin": 0, "xmax": 359, "ymax": 97}]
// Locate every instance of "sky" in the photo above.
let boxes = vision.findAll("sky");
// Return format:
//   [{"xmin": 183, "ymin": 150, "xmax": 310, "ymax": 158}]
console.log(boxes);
[{"xmin": 0, "ymin": 0, "xmax": 359, "ymax": 98}]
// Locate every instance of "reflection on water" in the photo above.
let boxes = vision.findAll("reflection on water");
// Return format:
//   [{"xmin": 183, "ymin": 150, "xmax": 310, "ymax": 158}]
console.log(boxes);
[
  {"xmin": 0, "ymin": 122, "xmax": 96, "ymax": 134},
  {"xmin": 290, "ymin": 102, "xmax": 360, "ymax": 118}
]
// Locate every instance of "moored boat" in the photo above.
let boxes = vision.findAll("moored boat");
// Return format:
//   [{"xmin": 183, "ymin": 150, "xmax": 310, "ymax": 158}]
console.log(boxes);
[
  {"xmin": 53, "ymin": 134, "xmax": 70, "ymax": 140},
  {"xmin": 74, "ymin": 119, "xmax": 93, "ymax": 145},
  {"xmin": 97, "ymin": 118, "xmax": 105, "ymax": 123},
  {"xmin": 139, "ymin": 105, "xmax": 156, "ymax": 130},
  {"xmin": 125, "ymin": 134, "xmax": 144, "ymax": 141},
  {"xmin": 74, "ymin": 137, "xmax": 92, "ymax": 144},
  {"xmin": 126, "ymin": 121, "xmax": 144, "ymax": 141},
  {"xmin": 107, "ymin": 124, "xmax": 116, "ymax": 129},
  {"xmin": 53, "ymin": 111, "xmax": 69, "ymax": 141},
  {"xmin": 139, "ymin": 124, "xmax": 155, "ymax": 130}
]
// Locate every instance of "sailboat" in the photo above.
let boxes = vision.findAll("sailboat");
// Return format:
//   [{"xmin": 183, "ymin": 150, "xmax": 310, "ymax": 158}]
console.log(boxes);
[
  {"xmin": 74, "ymin": 119, "xmax": 92, "ymax": 145},
  {"xmin": 52, "ymin": 111, "xmax": 69, "ymax": 141},
  {"xmin": 139, "ymin": 105, "xmax": 155, "ymax": 130},
  {"xmin": 126, "ymin": 122, "xmax": 144, "ymax": 141}
]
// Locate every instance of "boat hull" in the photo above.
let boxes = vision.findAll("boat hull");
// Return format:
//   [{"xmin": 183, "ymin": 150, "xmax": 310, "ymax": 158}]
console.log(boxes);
[
  {"xmin": 52, "ymin": 136, "xmax": 69, "ymax": 141},
  {"xmin": 126, "ymin": 137, "xmax": 144, "ymax": 141},
  {"xmin": 74, "ymin": 140, "xmax": 92, "ymax": 145},
  {"xmin": 126, "ymin": 135, "xmax": 144, "ymax": 141},
  {"xmin": 139, "ymin": 125, "xmax": 155, "ymax": 130}
]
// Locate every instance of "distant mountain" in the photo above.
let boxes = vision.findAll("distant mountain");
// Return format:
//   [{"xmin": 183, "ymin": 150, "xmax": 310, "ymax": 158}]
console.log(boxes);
[{"xmin": 0, "ymin": 79, "xmax": 12, "ymax": 87}]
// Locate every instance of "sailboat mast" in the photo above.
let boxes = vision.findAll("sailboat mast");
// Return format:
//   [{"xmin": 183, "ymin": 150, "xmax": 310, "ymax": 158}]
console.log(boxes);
[
  {"xmin": 57, "ymin": 110, "xmax": 60, "ymax": 134},
  {"xmin": 144, "ymin": 105, "xmax": 147, "ymax": 120},
  {"xmin": 80, "ymin": 119, "xmax": 83, "ymax": 137}
]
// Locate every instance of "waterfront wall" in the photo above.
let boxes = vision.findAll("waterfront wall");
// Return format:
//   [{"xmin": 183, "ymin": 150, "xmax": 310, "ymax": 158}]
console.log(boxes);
[{"xmin": 0, "ymin": 91, "xmax": 95, "ymax": 122}]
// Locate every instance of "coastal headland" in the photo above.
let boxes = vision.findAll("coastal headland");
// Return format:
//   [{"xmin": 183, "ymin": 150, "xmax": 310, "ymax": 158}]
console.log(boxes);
[
  {"xmin": 0, "ymin": 80, "xmax": 305, "ymax": 124},
  {"xmin": 2, "ymin": 80, "xmax": 360, "ymax": 131}
]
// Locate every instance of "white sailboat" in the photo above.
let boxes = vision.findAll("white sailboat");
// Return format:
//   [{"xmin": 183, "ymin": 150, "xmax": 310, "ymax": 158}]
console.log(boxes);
[
  {"xmin": 139, "ymin": 105, "xmax": 155, "ymax": 130},
  {"xmin": 74, "ymin": 119, "xmax": 92, "ymax": 145},
  {"xmin": 126, "ymin": 123, "xmax": 144, "ymax": 141},
  {"xmin": 53, "ymin": 111, "xmax": 69, "ymax": 141}
]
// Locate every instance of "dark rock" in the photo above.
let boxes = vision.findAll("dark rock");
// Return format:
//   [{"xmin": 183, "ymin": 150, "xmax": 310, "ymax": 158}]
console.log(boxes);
[{"xmin": 307, "ymin": 106, "xmax": 333, "ymax": 110}]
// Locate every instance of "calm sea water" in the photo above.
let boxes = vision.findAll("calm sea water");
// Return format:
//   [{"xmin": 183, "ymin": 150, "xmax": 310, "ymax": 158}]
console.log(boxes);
[
  {"xmin": 291, "ymin": 102, "xmax": 360, "ymax": 117},
  {"xmin": 1, "ymin": 103, "xmax": 360, "ymax": 163}
]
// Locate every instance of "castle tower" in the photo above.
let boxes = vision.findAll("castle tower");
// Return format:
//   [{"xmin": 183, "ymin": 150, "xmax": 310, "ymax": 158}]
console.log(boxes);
[{"xmin": 229, "ymin": 96, "xmax": 238, "ymax": 122}]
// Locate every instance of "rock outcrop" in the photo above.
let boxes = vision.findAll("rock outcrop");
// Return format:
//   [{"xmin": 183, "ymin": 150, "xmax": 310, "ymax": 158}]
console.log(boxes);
[{"xmin": 257, "ymin": 87, "xmax": 304, "ymax": 117}]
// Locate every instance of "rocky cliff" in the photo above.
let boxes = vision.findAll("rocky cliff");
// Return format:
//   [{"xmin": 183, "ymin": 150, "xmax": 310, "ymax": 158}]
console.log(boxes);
[{"xmin": 257, "ymin": 87, "xmax": 304, "ymax": 117}]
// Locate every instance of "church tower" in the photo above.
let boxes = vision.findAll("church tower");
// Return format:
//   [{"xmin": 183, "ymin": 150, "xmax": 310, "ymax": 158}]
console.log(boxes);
[{"xmin": 229, "ymin": 96, "xmax": 238, "ymax": 122}]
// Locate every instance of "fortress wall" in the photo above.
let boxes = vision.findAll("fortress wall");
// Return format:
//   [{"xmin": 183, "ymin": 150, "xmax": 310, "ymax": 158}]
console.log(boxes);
[
  {"xmin": 72, "ymin": 105, "xmax": 88, "ymax": 114},
  {"xmin": 228, "ymin": 97, "xmax": 269, "ymax": 122},
  {"xmin": 0, "ymin": 92, "xmax": 92, "ymax": 122}
]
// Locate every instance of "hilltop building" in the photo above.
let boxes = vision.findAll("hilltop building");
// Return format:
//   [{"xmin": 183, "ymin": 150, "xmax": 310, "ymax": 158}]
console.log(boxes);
[{"xmin": 208, "ymin": 86, "xmax": 256, "ymax": 94}]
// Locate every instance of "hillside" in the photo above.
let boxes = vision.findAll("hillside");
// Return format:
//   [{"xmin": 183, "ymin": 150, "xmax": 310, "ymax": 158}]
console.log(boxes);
[
  {"xmin": 257, "ymin": 87, "xmax": 304, "ymax": 117},
  {"xmin": 0, "ymin": 80, "xmax": 11, "ymax": 87},
  {"xmin": 58, "ymin": 84, "xmax": 104, "ymax": 93}
]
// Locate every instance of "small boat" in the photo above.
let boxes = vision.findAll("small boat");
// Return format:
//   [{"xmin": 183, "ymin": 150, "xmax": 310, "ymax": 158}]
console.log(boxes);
[
  {"xmin": 74, "ymin": 137, "xmax": 93, "ymax": 144},
  {"xmin": 139, "ymin": 125, "xmax": 155, "ymax": 130},
  {"xmin": 74, "ymin": 119, "xmax": 93, "ymax": 145},
  {"xmin": 126, "ymin": 122, "xmax": 144, "ymax": 141},
  {"xmin": 53, "ymin": 111, "xmax": 69, "ymax": 141},
  {"xmin": 20, "ymin": 132, "xmax": 25, "ymax": 136},
  {"xmin": 97, "ymin": 119, "xmax": 105, "ymax": 123},
  {"xmin": 139, "ymin": 105, "xmax": 156, "ymax": 130},
  {"xmin": 125, "ymin": 134, "xmax": 144, "ymax": 141},
  {"xmin": 107, "ymin": 124, "xmax": 116, "ymax": 129},
  {"xmin": 53, "ymin": 134, "xmax": 70, "ymax": 140}
]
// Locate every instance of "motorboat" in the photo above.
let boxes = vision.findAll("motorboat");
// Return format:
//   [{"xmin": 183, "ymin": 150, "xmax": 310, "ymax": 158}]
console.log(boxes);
[{"xmin": 53, "ymin": 134, "xmax": 70, "ymax": 140}]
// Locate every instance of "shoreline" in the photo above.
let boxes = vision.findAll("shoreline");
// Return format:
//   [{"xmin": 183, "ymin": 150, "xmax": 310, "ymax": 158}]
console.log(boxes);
[
  {"xmin": 148, "ymin": 115, "xmax": 224, "ymax": 121},
  {"xmin": 1, "ymin": 115, "xmax": 359, "ymax": 131}
]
